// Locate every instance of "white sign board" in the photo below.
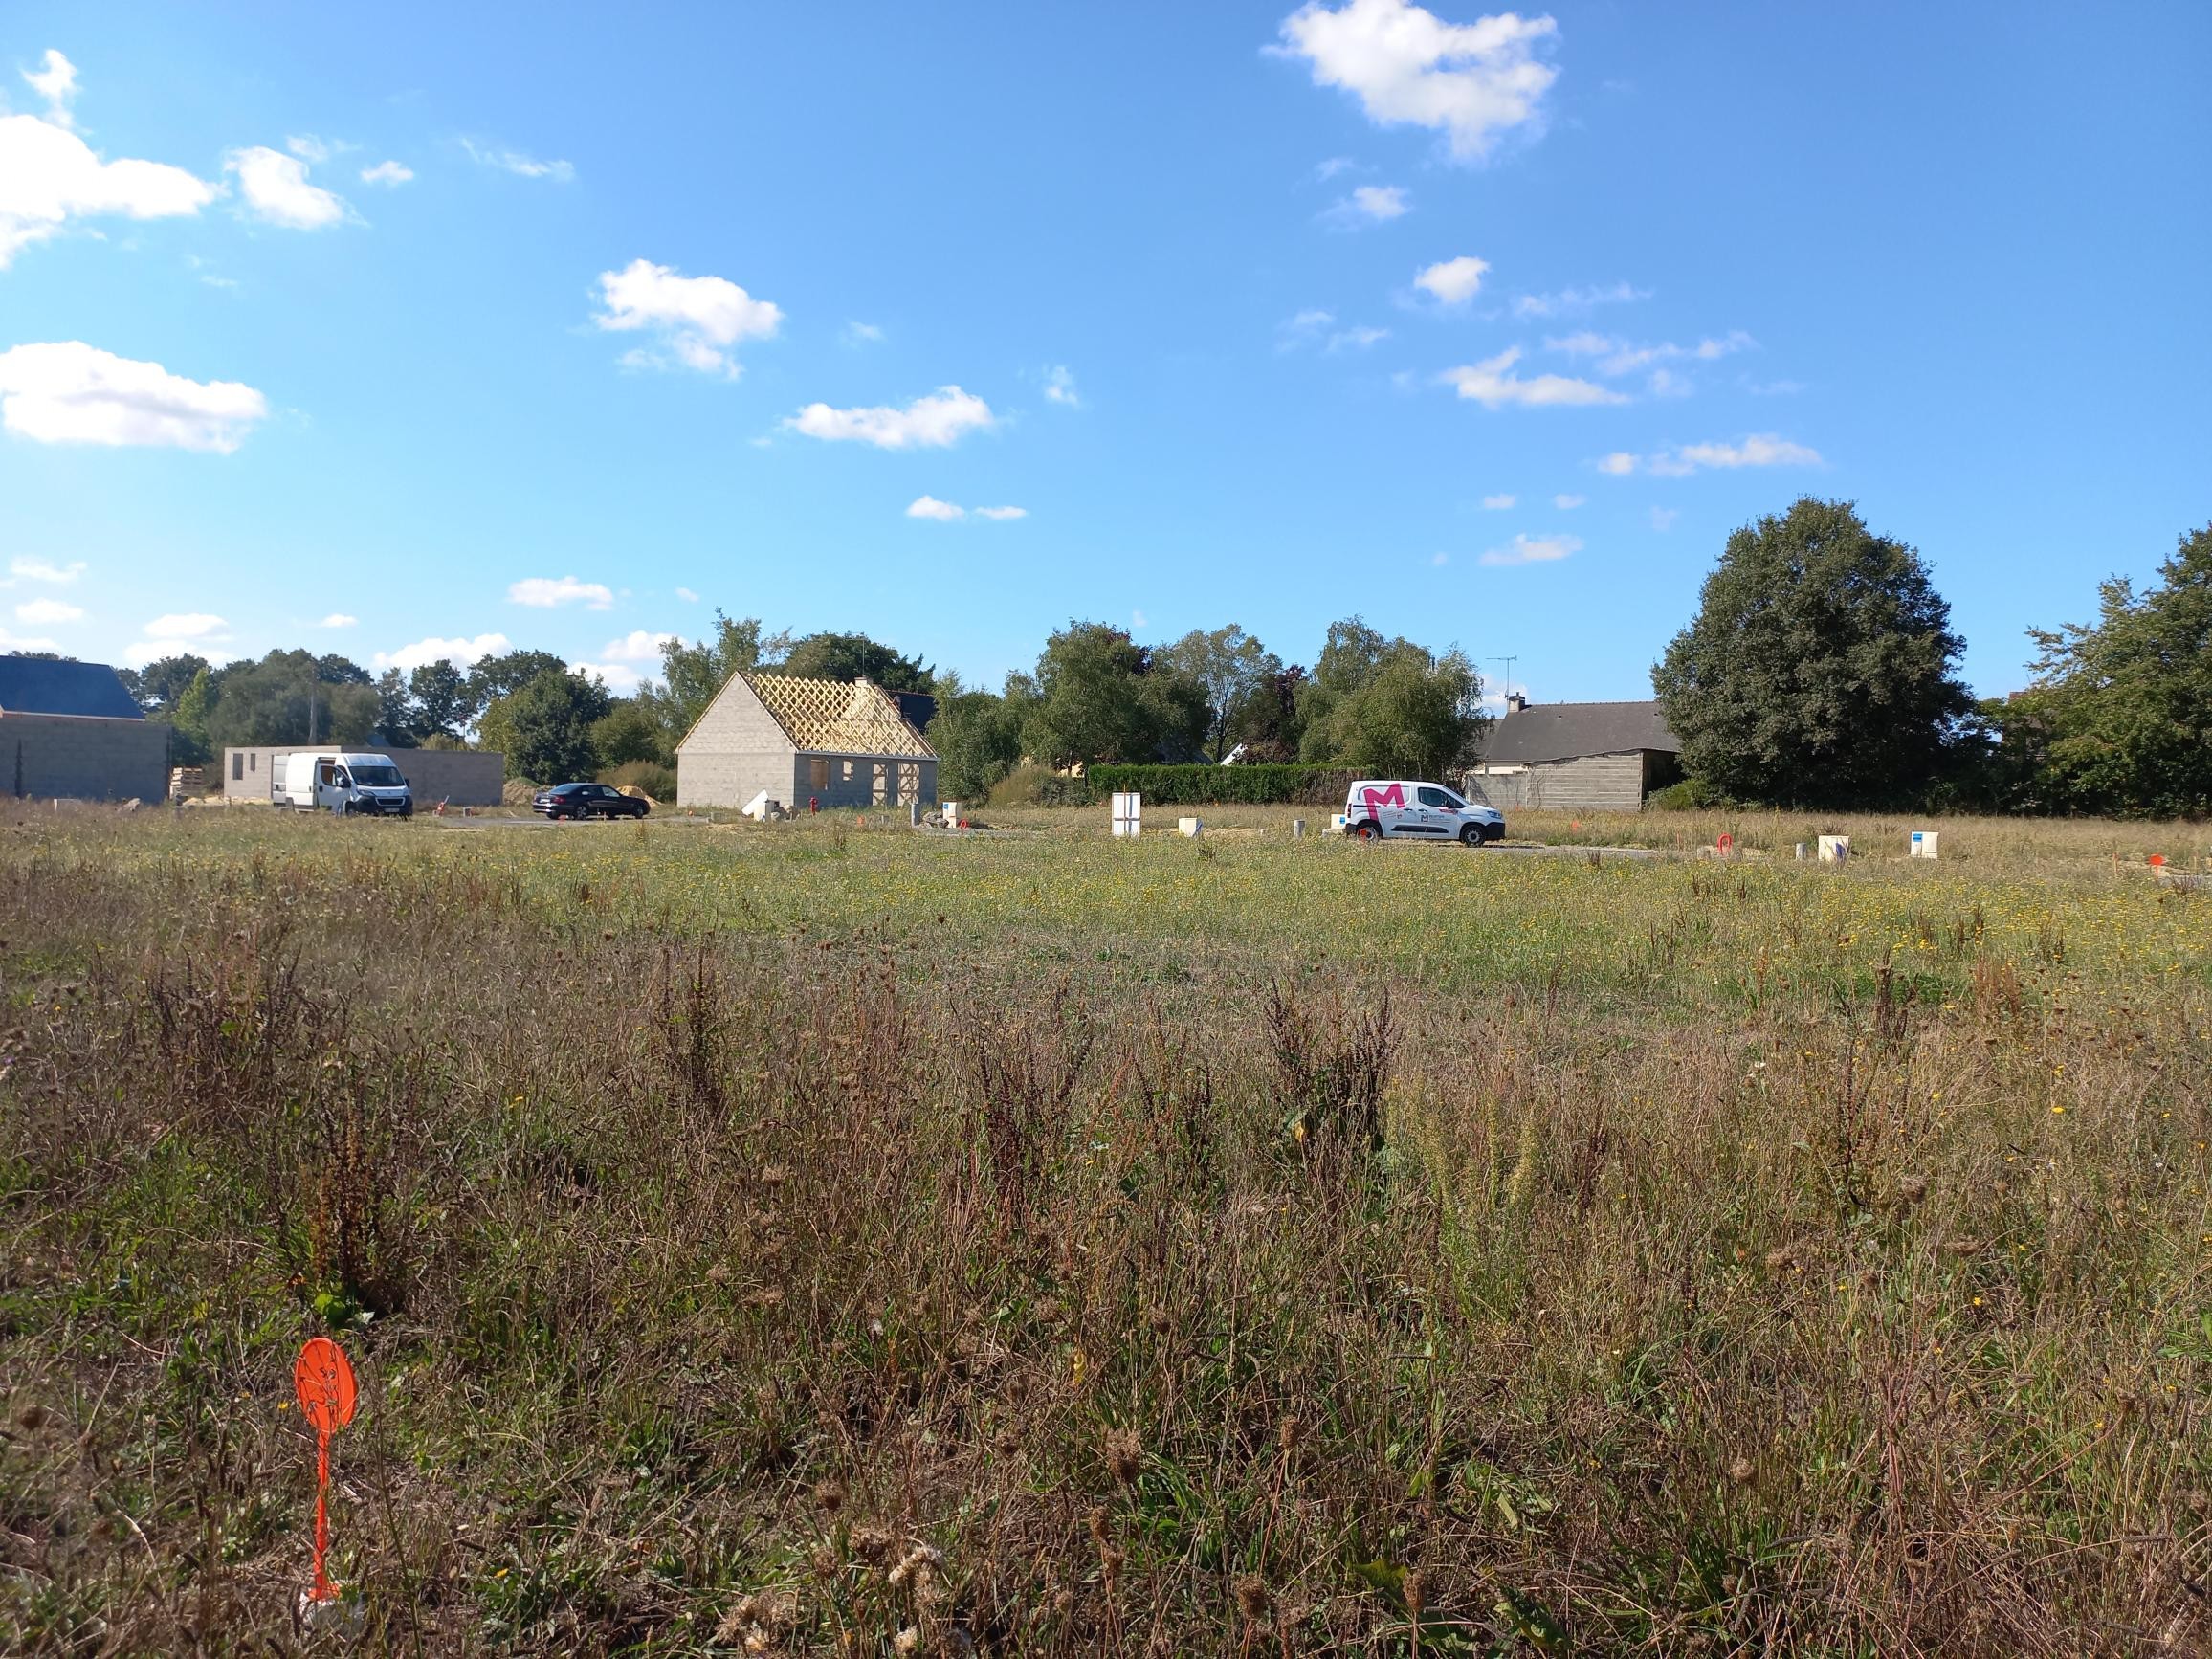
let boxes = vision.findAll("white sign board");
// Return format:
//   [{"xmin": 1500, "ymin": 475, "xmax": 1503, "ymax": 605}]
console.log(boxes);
[
  {"xmin": 1818, "ymin": 834, "xmax": 1851, "ymax": 864},
  {"xmin": 1110, "ymin": 790, "xmax": 1142, "ymax": 838},
  {"xmin": 1178, "ymin": 816, "xmax": 1203, "ymax": 838},
  {"xmin": 1910, "ymin": 830, "xmax": 1939, "ymax": 860}
]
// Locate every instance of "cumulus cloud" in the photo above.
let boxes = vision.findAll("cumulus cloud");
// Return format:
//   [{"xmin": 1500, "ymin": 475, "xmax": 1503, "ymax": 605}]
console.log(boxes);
[
  {"xmin": 1278, "ymin": 308, "xmax": 1335, "ymax": 350},
  {"xmin": 374, "ymin": 632, "xmax": 510, "ymax": 672},
  {"xmin": 1323, "ymin": 182, "xmax": 1408, "ymax": 226},
  {"xmin": 0, "ymin": 342, "xmax": 267, "ymax": 451},
  {"xmin": 360, "ymin": 160, "xmax": 413, "ymax": 187},
  {"xmin": 600, "ymin": 629, "xmax": 677, "ymax": 662},
  {"xmin": 1601, "ymin": 434, "xmax": 1824, "ymax": 477},
  {"xmin": 906, "ymin": 497, "xmax": 1026, "ymax": 522},
  {"xmin": 143, "ymin": 612, "xmax": 229, "ymax": 640},
  {"xmin": 675, "ymin": 586, "xmax": 700, "ymax": 603},
  {"xmin": 786, "ymin": 386, "xmax": 995, "ymax": 450},
  {"xmin": 1274, "ymin": 0, "xmax": 1559, "ymax": 162},
  {"xmin": 225, "ymin": 145, "xmax": 349, "ymax": 228},
  {"xmin": 1648, "ymin": 506, "xmax": 1679, "ymax": 530},
  {"xmin": 842, "ymin": 321, "xmax": 885, "ymax": 346},
  {"xmin": 1511, "ymin": 280, "xmax": 1647, "ymax": 320},
  {"xmin": 461, "ymin": 138, "xmax": 572, "ymax": 181},
  {"xmin": 1481, "ymin": 493, "xmax": 1515, "ymax": 509},
  {"xmin": 315, "ymin": 613, "xmax": 356, "ymax": 629},
  {"xmin": 1548, "ymin": 328, "xmax": 1755, "ymax": 378},
  {"xmin": 1479, "ymin": 532, "xmax": 1581, "ymax": 566},
  {"xmin": 1553, "ymin": 493, "xmax": 1583, "ymax": 508},
  {"xmin": 571, "ymin": 659, "xmax": 646, "ymax": 694},
  {"xmin": 0, "ymin": 88, "xmax": 217, "ymax": 263},
  {"xmin": 23, "ymin": 49, "xmax": 78, "ymax": 124},
  {"xmin": 593, "ymin": 257, "xmax": 783, "ymax": 377},
  {"xmin": 285, "ymin": 134, "xmax": 332, "ymax": 164},
  {"xmin": 15, "ymin": 597, "xmax": 82, "ymax": 625},
  {"xmin": 1328, "ymin": 324, "xmax": 1389, "ymax": 351},
  {"xmin": 11, "ymin": 557, "xmax": 86, "ymax": 583},
  {"xmin": 1440, "ymin": 347, "xmax": 1625, "ymax": 409},
  {"xmin": 1414, "ymin": 254, "xmax": 1488, "ymax": 304},
  {"xmin": 508, "ymin": 575, "xmax": 613, "ymax": 609},
  {"xmin": 1043, "ymin": 365, "xmax": 1080, "ymax": 406}
]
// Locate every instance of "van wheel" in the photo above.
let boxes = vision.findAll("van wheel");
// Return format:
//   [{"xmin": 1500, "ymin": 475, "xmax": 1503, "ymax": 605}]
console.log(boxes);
[
  {"xmin": 1460, "ymin": 824, "xmax": 1483, "ymax": 846},
  {"xmin": 1354, "ymin": 820, "xmax": 1382, "ymax": 842}
]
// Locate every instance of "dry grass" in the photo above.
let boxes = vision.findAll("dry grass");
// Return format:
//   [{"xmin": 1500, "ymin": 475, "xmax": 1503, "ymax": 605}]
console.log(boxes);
[{"xmin": 1, "ymin": 807, "xmax": 2208, "ymax": 1654}]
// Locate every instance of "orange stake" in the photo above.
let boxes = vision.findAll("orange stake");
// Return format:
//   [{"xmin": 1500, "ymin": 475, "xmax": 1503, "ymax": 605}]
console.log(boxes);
[{"xmin": 294, "ymin": 1337, "xmax": 359, "ymax": 1603}]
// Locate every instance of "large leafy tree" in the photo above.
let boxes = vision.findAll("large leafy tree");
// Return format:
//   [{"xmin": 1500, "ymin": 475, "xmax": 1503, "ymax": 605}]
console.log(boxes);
[
  {"xmin": 1295, "ymin": 617, "xmax": 1483, "ymax": 776},
  {"xmin": 778, "ymin": 631, "xmax": 933, "ymax": 693},
  {"xmin": 120, "ymin": 653, "xmax": 210, "ymax": 714},
  {"xmin": 589, "ymin": 701, "xmax": 667, "ymax": 768},
  {"xmin": 1154, "ymin": 626, "xmax": 1281, "ymax": 763},
  {"xmin": 409, "ymin": 659, "xmax": 476, "ymax": 738},
  {"xmin": 1021, "ymin": 622, "xmax": 1207, "ymax": 768},
  {"xmin": 2002, "ymin": 522, "xmax": 2212, "ymax": 815},
  {"xmin": 204, "ymin": 650, "xmax": 382, "ymax": 747},
  {"xmin": 1652, "ymin": 498, "xmax": 1973, "ymax": 807},
  {"xmin": 925, "ymin": 671, "xmax": 1029, "ymax": 800},
  {"xmin": 637, "ymin": 612, "xmax": 788, "ymax": 745},
  {"xmin": 477, "ymin": 669, "xmax": 613, "ymax": 783},
  {"xmin": 466, "ymin": 649, "xmax": 571, "ymax": 713}
]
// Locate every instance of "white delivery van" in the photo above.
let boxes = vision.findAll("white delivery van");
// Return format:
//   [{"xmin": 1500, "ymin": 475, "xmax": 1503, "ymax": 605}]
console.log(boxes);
[
  {"xmin": 271, "ymin": 751, "xmax": 415, "ymax": 817},
  {"xmin": 1339, "ymin": 779, "xmax": 1504, "ymax": 845}
]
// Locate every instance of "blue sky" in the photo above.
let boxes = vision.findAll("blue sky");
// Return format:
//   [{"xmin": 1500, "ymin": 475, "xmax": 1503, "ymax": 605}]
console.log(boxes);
[{"xmin": 1, "ymin": 2, "xmax": 2205, "ymax": 702}]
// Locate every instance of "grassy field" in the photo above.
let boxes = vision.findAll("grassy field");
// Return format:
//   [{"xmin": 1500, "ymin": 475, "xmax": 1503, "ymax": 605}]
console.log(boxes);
[{"xmin": 3, "ymin": 806, "xmax": 2209, "ymax": 1654}]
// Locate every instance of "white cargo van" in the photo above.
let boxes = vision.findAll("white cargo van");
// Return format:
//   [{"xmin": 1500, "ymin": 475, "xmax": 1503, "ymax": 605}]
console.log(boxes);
[
  {"xmin": 1338, "ymin": 779, "xmax": 1503, "ymax": 845},
  {"xmin": 271, "ymin": 751, "xmax": 414, "ymax": 817}
]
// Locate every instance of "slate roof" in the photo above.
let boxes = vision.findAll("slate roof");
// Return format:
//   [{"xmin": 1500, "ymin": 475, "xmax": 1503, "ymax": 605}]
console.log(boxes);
[
  {"xmin": 744, "ymin": 674, "xmax": 936, "ymax": 758},
  {"xmin": 1481, "ymin": 700, "xmax": 1678, "ymax": 765},
  {"xmin": 0, "ymin": 656, "xmax": 144, "ymax": 720}
]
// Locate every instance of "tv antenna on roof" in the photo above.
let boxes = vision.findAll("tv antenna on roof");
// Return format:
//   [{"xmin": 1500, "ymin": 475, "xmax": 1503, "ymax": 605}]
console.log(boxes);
[{"xmin": 1489, "ymin": 655, "xmax": 1519, "ymax": 698}]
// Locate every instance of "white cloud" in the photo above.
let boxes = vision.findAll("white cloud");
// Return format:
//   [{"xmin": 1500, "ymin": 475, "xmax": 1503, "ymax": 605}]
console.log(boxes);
[
  {"xmin": 225, "ymin": 146, "xmax": 349, "ymax": 229},
  {"xmin": 842, "ymin": 321, "xmax": 885, "ymax": 346},
  {"xmin": 974, "ymin": 505, "xmax": 1028, "ymax": 520},
  {"xmin": 1440, "ymin": 347, "xmax": 1626, "ymax": 409},
  {"xmin": 24, "ymin": 49, "xmax": 78, "ymax": 124},
  {"xmin": 1480, "ymin": 532, "xmax": 1581, "ymax": 566},
  {"xmin": 1549, "ymin": 328, "xmax": 1755, "ymax": 378},
  {"xmin": 11, "ymin": 557, "xmax": 85, "ymax": 583},
  {"xmin": 786, "ymin": 386, "xmax": 995, "ymax": 450},
  {"xmin": 508, "ymin": 575, "xmax": 613, "ymax": 609},
  {"xmin": 360, "ymin": 160, "xmax": 413, "ymax": 187},
  {"xmin": 907, "ymin": 495, "xmax": 964, "ymax": 521},
  {"xmin": 2, "ymin": 629, "xmax": 64, "ymax": 653},
  {"xmin": 1325, "ymin": 183, "xmax": 1409, "ymax": 226},
  {"xmin": 1043, "ymin": 365, "xmax": 1080, "ymax": 407},
  {"xmin": 373, "ymin": 632, "xmax": 509, "ymax": 672},
  {"xmin": 1278, "ymin": 308, "xmax": 1335, "ymax": 350},
  {"xmin": 1274, "ymin": 0, "xmax": 1559, "ymax": 162},
  {"xmin": 1481, "ymin": 493, "xmax": 1515, "ymax": 509},
  {"xmin": 1132, "ymin": 608, "xmax": 1149, "ymax": 630},
  {"xmin": 319, "ymin": 613, "xmax": 357, "ymax": 628},
  {"xmin": 15, "ymin": 597, "xmax": 82, "ymax": 625},
  {"xmin": 285, "ymin": 134, "xmax": 332, "ymax": 164},
  {"xmin": 0, "ymin": 342, "xmax": 267, "ymax": 452},
  {"xmin": 461, "ymin": 138, "xmax": 572, "ymax": 181},
  {"xmin": 1648, "ymin": 368, "xmax": 1690, "ymax": 398},
  {"xmin": 1431, "ymin": 551, "xmax": 1449, "ymax": 565},
  {"xmin": 1511, "ymin": 281, "xmax": 1648, "ymax": 320},
  {"xmin": 593, "ymin": 257, "xmax": 783, "ymax": 377},
  {"xmin": 600, "ymin": 629, "xmax": 677, "ymax": 662},
  {"xmin": 1553, "ymin": 493, "xmax": 1583, "ymax": 508},
  {"xmin": 1414, "ymin": 254, "xmax": 1488, "ymax": 304},
  {"xmin": 1604, "ymin": 433, "xmax": 1824, "ymax": 478},
  {"xmin": 675, "ymin": 586, "xmax": 700, "ymax": 603},
  {"xmin": 571, "ymin": 659, "xmax": 644, "ymax": 694},
  {"xmin": 0, "ymin": 97, "xmax": 217, "ymax": 264},
  {"xmin": 1649, "ymin": 507, "xmax": 1679, "ymax": 531},
  {"xmin": 143, "ymin": 612, "xmax": 228, "ymax": 640},
  {"xmin": 1328, "ymin": 324, "xmax": 1390, "ymax": 351},
  {"xmin": 1314, "ymin": 155, "xmax": 1358, "ymax": 180}
]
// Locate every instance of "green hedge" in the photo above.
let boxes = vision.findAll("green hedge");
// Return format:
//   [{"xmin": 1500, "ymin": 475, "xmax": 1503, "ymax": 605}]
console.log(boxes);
[{"xmin": 1076, "ymin": 764, "xmax": 1357, "ymax": 807}]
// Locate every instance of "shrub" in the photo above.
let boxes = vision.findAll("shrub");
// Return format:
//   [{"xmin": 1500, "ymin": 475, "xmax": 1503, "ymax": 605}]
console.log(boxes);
[
  {"xmin": 984, "ymin": 764, "xmax": 1053, "ymax": 807},
  {"xmin": 1084, "ymin": 763, "xmax": 1356, "ymax": 806},
  {"xmin": 602, "ymin": 760, "xmax": 676, "ymax": 803},
  {"xmin": 1648, "ymin": 776, "xmax": 1738, "ymax": 811}
]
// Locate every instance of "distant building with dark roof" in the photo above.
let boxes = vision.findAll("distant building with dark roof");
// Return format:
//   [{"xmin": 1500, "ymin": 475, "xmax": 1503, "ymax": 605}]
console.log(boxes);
[
  {"xmin": 1468, "ymin": 696, "xmax": 1681, "ymax": 812},
  {"xmin": 0, "ymin": 656, "xmax": 170, "ymax": 801}
]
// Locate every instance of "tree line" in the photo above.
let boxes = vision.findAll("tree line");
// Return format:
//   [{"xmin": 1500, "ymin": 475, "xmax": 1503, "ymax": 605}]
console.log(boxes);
[{"xmin": 1652, "ymin": 498, "xmax": 2212, "ymax": 816}]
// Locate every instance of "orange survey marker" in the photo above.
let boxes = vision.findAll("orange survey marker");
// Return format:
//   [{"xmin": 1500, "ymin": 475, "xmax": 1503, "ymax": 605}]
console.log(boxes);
[{"xmin": 294, "ymin": 1337, "xmax": 359, "ymax": 1604}]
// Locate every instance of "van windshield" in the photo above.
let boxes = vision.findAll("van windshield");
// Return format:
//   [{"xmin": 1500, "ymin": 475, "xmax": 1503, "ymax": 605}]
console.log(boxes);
[{"xmin": 350, "ymin": 764, "xmax": 405, "ymax": 787}]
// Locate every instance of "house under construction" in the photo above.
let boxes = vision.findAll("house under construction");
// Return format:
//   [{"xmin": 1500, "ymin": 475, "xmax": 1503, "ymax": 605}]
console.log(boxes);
[{"xmin": 675, "ymin": 673, "xmax": 938, "ymax": 810}]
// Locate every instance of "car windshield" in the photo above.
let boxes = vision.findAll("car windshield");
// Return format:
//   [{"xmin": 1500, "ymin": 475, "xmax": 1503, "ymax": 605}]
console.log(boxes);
[{"xmin": 350, "ymin": 765, "xmax": 405, "ymax": 787}]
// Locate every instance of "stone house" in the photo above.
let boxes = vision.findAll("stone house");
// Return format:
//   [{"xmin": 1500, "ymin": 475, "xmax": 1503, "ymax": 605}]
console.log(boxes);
[
  {"xmin": 676, "ymin": 674, "xmax": 937, "ymax": 810},
  {"xmin": 0, "ymin": 656, "xmax": 170, "ymax": 801},
  {"xmin": 1468, "ymin": 697, "xmax": 1682, "ymax": 811}
]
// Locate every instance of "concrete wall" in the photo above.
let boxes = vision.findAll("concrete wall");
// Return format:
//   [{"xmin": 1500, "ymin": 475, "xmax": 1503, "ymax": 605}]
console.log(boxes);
[
  {"xmin": 1471, "ymin": 751, "xmax": 1648, "ymax": 812},
  {"xmin": 2, "ymin": 713, "xmax": 170, "ymax": 801},
  {"xmin": 219, "ymin": 746, "xmax": 506, "ymax": 806},
  {"xmin": 789, "ymin": 753, "xmax": 940, "ymax": 810},
  {"xmin": 676, "ymin": 675, "xmax": 794, "ymax": 808}
]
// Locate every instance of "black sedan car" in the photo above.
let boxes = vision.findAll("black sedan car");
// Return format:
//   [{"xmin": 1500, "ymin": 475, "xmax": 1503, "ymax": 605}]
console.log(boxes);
[{"xmin": 532, "ymin": 782, "xmax": 651, "ymax": 821}]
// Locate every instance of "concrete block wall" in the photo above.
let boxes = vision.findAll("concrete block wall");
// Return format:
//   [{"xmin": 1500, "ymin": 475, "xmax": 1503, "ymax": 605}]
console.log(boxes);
[
  {"xmin": 220, "ymin": 746, "xmax": 507, "ymax": 806},
  {"xmin": 677, "ymin": 676, "xmax": 794, "ymax": 808},
  {"xmin": 1472, "ymin": 752, "xmax": 1647, "ymax": 812},
  {"xmin": 792, "ymin": 753, "xmax": 940, "ymax": 809},
  {"xmin": 2, "ymin": 714, "xmax": 170, "ymax": 801}
]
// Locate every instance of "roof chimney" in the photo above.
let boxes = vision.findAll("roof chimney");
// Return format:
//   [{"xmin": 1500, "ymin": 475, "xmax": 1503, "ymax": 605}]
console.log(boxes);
[{"xmin": 1505, "ymin": 693, "xmax": 1529, "ymax": 714}]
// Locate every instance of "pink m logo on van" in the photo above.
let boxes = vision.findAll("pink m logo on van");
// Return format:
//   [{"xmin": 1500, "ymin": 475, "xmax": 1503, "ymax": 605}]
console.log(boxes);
[{"xmin": 1360, "ymin": 784, "xmax": 1405, "ymax": 810}]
